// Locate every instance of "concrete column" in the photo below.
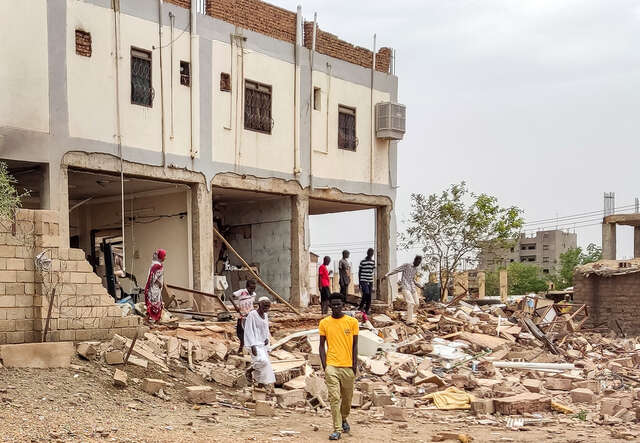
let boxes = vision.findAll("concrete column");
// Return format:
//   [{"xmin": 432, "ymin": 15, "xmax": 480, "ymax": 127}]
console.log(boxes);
[
  {"xmin": 499, "ymin": 269, "xmax": 508, "ymax": 302},
  {"xmin": 191, "ymin": 183, "xmax": 214, "ymax": 292},
  {"xmin": 290, "ymin": 194, "xmax": 309, "ymax": 307},
  {"xmin": 602, "ymin": 223, "xmax": 617, "ymax": 260},
  {"xmin": 40, "ymin": 164, "xmax": 69, "ymax": 247},
  {"xmin": 477, "ymin": 271, "xmax": 486, "ymax": 299},
  {"xmin": 376, "ymin": 205, "xmax": 392, "ymax": 304},
  {"xmin": 634, "ymin": 227, "xmax": 640, "ymax": 259}
]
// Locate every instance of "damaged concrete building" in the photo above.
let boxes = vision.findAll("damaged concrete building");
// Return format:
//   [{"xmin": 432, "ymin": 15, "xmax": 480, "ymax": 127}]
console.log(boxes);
[{"xmin": 0, "ymin": 0, "xmax": 403, "ymax": 342}]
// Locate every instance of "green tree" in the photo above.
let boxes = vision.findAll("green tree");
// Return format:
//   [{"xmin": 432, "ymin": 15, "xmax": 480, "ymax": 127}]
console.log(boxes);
[
  {"xmin": 0, "ymin": 162, "xmax": 25, "ymax": 218},
  {"xmin": 552, "ymin": 243, "xmax": 602, "ymax": 288},
  {"xmin": 507, "ymin": 262, "xmax": 548, "ymax": 294},
  {"xmin": 402, "ymin": 182, "xmax": 524, "ymax": 300},
  {"xmin": 485, "ymin": 270, "xmax": 499, "ymax": 298}
]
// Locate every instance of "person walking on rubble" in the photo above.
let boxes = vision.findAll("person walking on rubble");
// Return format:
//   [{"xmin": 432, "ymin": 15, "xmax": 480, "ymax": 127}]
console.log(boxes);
[
  {"xmin": 231, "ymin": 279, "xmax": 257, "ymax": 354},
  {"xmin": 244, "ymin": 297, "xmax": 275, "ymax": 389},
  {"xmin": 144, "ymin": 249, "xmax": 166, "ymax": 323},
  {"xmin": 319, "ymin": 293, "xmax": 359, "ymax": 440},
  {"xmin": 358, "ymin": 248, "xmax": 375, "ymax": 314},
  {"xmin": 338, "ymin": 250, "xmax": 351, "ymax": 301},
  {"xmin": 382, "ymin": 255, "xmax": 423, "ymax": 325},
  {"xmin": 319, "ymin": 256, "xmax": 332, "ymax": 315}
]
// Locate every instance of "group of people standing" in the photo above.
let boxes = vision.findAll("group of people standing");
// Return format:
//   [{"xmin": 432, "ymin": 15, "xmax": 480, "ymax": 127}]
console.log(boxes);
[{"xmin": 318, "ymin": 248, "xmax": 376, "ymax": 315}]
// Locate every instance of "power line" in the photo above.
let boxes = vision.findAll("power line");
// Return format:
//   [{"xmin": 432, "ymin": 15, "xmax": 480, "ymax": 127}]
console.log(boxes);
[{"xmin": 523, "ymin": 203, "xmax": 635, "ymax": 226}]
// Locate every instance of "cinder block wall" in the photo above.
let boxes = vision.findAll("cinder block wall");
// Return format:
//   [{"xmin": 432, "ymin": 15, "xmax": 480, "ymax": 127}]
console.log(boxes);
[
  {"xmin": 573, "ymin": 272, "xmax": 640, "ymax": 334},
  {"xmin": 0, "ymin": 209, "xmax": 142, "ymax": 344}
]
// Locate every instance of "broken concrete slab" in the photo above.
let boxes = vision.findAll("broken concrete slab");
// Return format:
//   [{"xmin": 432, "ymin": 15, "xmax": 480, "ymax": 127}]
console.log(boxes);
[
  {"xmin": 383, "ymin": 405, "xmax": 407, "ymax": 421},
  {"xmin": 126, "ymin": 355, "xmax": 148, "ymax": 368},
  {"xmin": 571, "ymin": 388, "xmax": 597, "ymax": 404},
  {"xmin": 105, "ymin": 350, "xmax": 124, "ymax": 365},
  {"xmin": 185, "ymin": 386, "xmax": 216, "ymax": 404},
  {"xmin": 76, "ymin": 343, "xmax": 97, "ymax": 360},
  {"xmin": 0, "ymin": 342, "xmax": 74, "ymax": 369},
  {"xmin": 113, "ymin": 369, "xmax": 128, "ymax": 388},
  {"xmin": 275, "ymin": 388, "xmax": 305, "ymax": 408},
  {"xmin": 544, "ymin": 377, "xmax": 573, "ymax": 391},
  {"xmin": 471, "ymin": 399, "xmax": 494, "ymax": 415},
  {"xmin": 493, "ymin": 392, "xmax": 552, "ymax": 415},
  {"xmin": 142, "ymin": 378, "xmax": 171, "ymax": 395},
  {"xmin": 255, "ymin": 400, "xmax": 275, "ymax": 416},
  {"xmin": 522, "ymin": 379, "xmax": 543, "ymax": 393}
]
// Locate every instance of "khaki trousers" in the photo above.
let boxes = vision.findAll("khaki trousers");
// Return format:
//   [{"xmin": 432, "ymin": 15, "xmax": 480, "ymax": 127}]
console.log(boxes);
[{"xmin": 325, "ymin": 365, "xmax": 355, "ymax": 432}]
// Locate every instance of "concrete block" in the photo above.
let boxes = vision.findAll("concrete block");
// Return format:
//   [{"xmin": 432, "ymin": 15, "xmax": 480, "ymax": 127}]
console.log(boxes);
[
  {"xmin": 573, "ymin": 380, "xmax": 600, "ymax": 394},
  {"xmin": 6, "ymin": 331, "xmax": 25, "ymax": 344},
  {"xmin": 372, "ymin": 389, "xmax": 393, "ymax": 406},
  {"xmin": 127, "ymin": 355, "xmax": 148, "ymax": 368},
  {"xmin": 471, "ymin": 399, "xmax": 495, "ymax": 415},
  {"xmin": 0, "ymin": 271, "xmax": 17, "ymax": 283},
  {"xmin": 522, "ymin": 379, "xmax": 543, "ymax": 393},
  {"xmin": 6, "ymin": 259, "xmax": 25, "ymax": 271},
  {"xmin": 275, "ymin": 388, "xmax": 305, "ymax": 408},
  {"xmin": 69, "ymin": 249, "xmax": 85, "ymax": 260},
  {"xmin": 185, "ymin": 386, "xmax": 216, "ymax": 404},
  {"xmin": 384, "ymin": 405, "xmax": 407, "ymax": 421},
  {"xmin": 142, "ymin": 378, "xmax": 170, "ymax": 394},
  {"xmin": 113, "ymin": 369, "xmax": 128, "ymax": 387},
  {"xmin": 351, "ymin": 390, "xmax": 364, "ymax": 407},
  {"xmin": 105, "ymin": 350, "xmax": 124, "ymax": 365},
  {"xmin": 255, "ymin": 400, "xmax": 275, "ymax": 416},
  {"xmin": 494, "ymin": 393, "xmax": 552, "ymax": 415},
  {"xmin": 600, "ymin": 398, "xmax": 619, "ymax": 416},
  {"xmin": 571, "ymin": 388, "xmax": 597, "ymax": 404},
  {"xmin": 0, "ymin": 342, "xmax": 74, "ymax": 368},
  {"xmin": 77, "ymin": 343, "xmax": 97, "ymax": 360}
]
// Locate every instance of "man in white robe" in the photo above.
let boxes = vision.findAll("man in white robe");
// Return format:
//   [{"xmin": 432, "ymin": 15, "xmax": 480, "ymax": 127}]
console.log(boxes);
[{"xmin": 243, "ymin": 297, "xmax": 275, "ymax": 387}]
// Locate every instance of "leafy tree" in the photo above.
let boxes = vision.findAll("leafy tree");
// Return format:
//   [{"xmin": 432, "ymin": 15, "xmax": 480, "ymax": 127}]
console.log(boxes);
[
  {"xmin": 402, "ymin": 182, "xmax": 523, "ymax": 300},
  {"xmin": 0, "ymin": 162, "xmax": 25, "ymax": 218},
  {"xmin": 484, "ymin": 270, "xmax": 499, "ymax": 298},
  {"xmin": 507, "ymin": 262, "xmax": 548, "ymax": 294},
  {"xmin": 552, "ymin": 243, "xmax": 602, "ymax": 289}
]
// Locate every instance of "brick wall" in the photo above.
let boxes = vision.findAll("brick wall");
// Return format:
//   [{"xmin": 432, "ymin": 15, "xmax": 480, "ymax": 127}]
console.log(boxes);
[
  {"xmin": 303, "ymin": 22, "xmax": 391, "ymax": 73},
  {"xmin": 573, "ymin": 272, "xmax": 640, "ymax": 334},
  {"xmin": 0, "ymin": 210, "xmax": 142, "ymax": 344},
  {"xmin": 75, "ymin": 30, "xmax": 92, "ymax": 57},
  {"xmin": 165, "ymin": 0, "xmax": 191, "ymax": 8},
  {"xmin": 206, "ymin": 0, "xmax": 297, "ymax": 43}
]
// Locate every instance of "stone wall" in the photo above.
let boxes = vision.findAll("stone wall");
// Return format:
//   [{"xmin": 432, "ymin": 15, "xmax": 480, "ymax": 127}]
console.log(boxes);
[
  {"xmin": 573, "ymin": 272, "xmax": 640, "ymax": 334},
  {"xmin": 0, "ymin": 209, "xmax": 142, "ymax": 344}
]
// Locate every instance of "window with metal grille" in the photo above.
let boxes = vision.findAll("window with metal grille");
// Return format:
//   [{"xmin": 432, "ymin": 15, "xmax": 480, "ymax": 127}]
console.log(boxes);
[
  {"xmin": 75, "ymin": 30, "xmax": 92, "ymax": 57},
  {"xmin": 220, "ymin": 73, "xmax": 231, "ymax": 92},
  {"xmin": 180, "ymin": 61, "xmax": 190, "ymax": 87},
  {"xmin": 244, "ymin": 80, "xmax": 272, "ymax": 134},
  {"xmin": 338, "ymin": 105, "xmax": 357, "ymax": 151},
  {"xmin": 131, "ymin": 48, "xmax": 153, "ymax": 107}
]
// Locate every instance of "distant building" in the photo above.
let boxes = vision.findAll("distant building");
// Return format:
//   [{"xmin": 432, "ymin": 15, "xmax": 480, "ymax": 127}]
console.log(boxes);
[{"xmin": 478, "ymin": 230, "xmax": 577, "ymax": 274}]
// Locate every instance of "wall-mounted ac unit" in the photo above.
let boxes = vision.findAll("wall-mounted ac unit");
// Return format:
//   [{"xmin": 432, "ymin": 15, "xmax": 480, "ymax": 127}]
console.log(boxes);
[{"xmin": 375, "ymin": 102, "xmax": 406, "ymax": 140}]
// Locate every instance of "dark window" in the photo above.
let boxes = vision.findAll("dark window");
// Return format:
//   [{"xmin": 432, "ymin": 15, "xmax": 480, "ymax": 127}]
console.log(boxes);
[
  {"xmin": 543, "ymin": 269, "xmax": 549, "ymax": 274},
  {"xmin": 313, "ymin": 87, "xmax": 321, "ymax": 111},
  {"xmin": 131, "ymin": 48, "xmax": 153, "ymax": 107},
  {"xmin": 338, "ymin": 105, "xmax": 357, "ymax": 150},
  {"xmin": 510, "ymin": 247, "xmax": 514, "ymax": 253},
  {"xmin": 510, "ymin": 259, "xmax": 514, "ymax": 262},
  {"xmin": 244, "ymin": 80, "xmax": 272, "ymax": 134},
  {"xmin": 180, "ymin": 61, "xmax": 190, "ymax": 86},
  {"xmin": 220, "ymin": 73, "xmax": 231, "ymax": 91},
  {"xmin": 543, "ymin": 256, "xmax": 549, "ymax": 263},
  {"xmin": 543, "ymin": 244, "xmax": 549, "ymax": 250},
  {"xmin": 75, "ymin": 30, "xmax": 92, "ymax": 57}
]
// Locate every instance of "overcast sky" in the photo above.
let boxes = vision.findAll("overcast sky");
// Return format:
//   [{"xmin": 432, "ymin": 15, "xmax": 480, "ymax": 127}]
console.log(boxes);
[{"xmin": 271, "ymin": 0, "xmax": 640, "ymax": 266}]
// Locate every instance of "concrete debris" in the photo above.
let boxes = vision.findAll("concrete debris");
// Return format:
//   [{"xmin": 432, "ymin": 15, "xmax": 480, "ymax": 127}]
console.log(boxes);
[
  {"xmin": 0, "ymin": 342, "xmax": 74, "ymax": 369},
  {"xmin": 30, "ymin": 292, "xmax": 640, "ymax": 432}
]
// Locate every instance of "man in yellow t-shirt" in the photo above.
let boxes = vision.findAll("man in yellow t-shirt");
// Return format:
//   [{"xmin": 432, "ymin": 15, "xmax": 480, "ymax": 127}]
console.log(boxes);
[{"xmin": 319, "ymin": 293, "xmax": 359, "ymax": 441}]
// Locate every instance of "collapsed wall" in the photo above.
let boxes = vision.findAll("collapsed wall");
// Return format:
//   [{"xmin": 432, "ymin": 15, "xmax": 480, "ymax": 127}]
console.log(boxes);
[
  {"xmin": 573, "ymin": 271, "xmax": 640, "ymax": 334},
  {"xmin": 0, "ymin": 209, "xmax": 142, "ymax": 344}
]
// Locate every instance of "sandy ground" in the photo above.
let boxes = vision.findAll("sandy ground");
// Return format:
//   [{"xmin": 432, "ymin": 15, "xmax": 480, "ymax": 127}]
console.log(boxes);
[{"xmin": 0, "ymin": 355, "xmax": 638, "ymax": 442}]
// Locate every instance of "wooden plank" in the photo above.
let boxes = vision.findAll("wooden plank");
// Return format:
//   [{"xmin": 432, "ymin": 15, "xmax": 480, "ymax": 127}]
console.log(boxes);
[{"xmin": 213, "ymin": 226, "xmax": 300, "ymax": 315}]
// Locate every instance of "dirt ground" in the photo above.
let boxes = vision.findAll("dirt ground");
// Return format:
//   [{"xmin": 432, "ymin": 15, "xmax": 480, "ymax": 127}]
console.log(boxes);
[{"xmin": 0, "ymin": 357, "xmax": 637, "ymax": 443}]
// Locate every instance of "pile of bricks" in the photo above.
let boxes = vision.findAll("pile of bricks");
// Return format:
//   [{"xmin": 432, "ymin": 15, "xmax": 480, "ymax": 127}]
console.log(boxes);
[
  {"xmin": 303, "ymin": 22, "xmax": 391, "ymax": 73},
  {"xmin": 0, "ymin": 209, "xmax": 141, "ymax": 344},
  {"xmin": 75, "ymin": 30, "xmax": 92, "ymax": 57},
  {"xmin": 206, "ymin": 0, "xmax": 297, "ymax": 44}
]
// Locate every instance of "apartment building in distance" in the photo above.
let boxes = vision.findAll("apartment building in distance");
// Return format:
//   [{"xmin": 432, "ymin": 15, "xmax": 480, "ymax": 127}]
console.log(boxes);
[
  {"xmin": 0, "ymin": 0, "xmax": 404, "ymax": 345},
  {"xmin": 478, "ymin": 230, "xmax": 577, "ymax": 273}
]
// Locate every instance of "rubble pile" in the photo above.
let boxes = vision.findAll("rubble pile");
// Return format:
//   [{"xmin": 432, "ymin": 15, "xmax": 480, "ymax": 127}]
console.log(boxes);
[{"xmin": 70, "ymin": 297, "xmax": 640, "ymax": 437}]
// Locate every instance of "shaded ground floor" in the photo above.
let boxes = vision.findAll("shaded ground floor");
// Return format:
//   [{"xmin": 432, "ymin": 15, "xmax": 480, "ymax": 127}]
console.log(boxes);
[{"xmin": 4, "ymin": 152, "xmax": 397, "ymax": 309}]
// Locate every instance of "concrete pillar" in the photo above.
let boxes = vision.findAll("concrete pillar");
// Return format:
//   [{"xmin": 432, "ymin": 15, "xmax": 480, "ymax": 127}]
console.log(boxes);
[
  {"xmin": 376, "ymin": 205, "xmax": 392, "ymax": 304},
  {"xmin": 634, "ymin": 227, "xmax": 640, "ymax": 259},
  {"xmin": 477, "ymin": 271, "xmax": 486, "ymax": 299},
  {"xmin": 602, "ymin": 223, "xmax": 616, "ymax": 260},
  {"xmin": 40, "ymin": 164, "xmax": 69, "ymax": 247},
  {"xmin": 191, "ymin": 183, "xmax": 214, "ymax": 292},
  {"xmin": 499, "ymin": 269, "xmax": 508, "ymax": 302},
  {"xmin": 290, "ymin": 194, "xmax": 309, "ymax": 307}
]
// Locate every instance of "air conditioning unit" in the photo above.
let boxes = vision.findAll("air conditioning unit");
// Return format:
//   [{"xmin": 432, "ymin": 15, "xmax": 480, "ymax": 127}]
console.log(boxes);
[{"xmin": 375, "ymin": 102, "xmax": 406, "ymax": 140}]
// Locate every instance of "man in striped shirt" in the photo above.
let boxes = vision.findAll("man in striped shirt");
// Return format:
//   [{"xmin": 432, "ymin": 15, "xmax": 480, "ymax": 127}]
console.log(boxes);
[{"xmin": 358, "ymin": 248, "xmax": 375, "ymax": 314}]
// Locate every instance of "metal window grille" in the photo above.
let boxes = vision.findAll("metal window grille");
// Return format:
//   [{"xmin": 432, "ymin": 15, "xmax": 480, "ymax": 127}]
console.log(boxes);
[
  {"xmin": 220, "ymin": 73, "xmax": 231, "ymax": 92},
  {"xmin": 244, "ymin": 80, "xmax": 272, "ymax": 134},
  {"xmin": 180, "ymin": 61, "xmax": 190, "ymax": 87},
  {"xmin": 131, "ymin": 48, "xmax": 153, "ymax": 107},
  {"xmin": 338, "ymin": 106, "xmax": 357, "ymax": 150}
]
